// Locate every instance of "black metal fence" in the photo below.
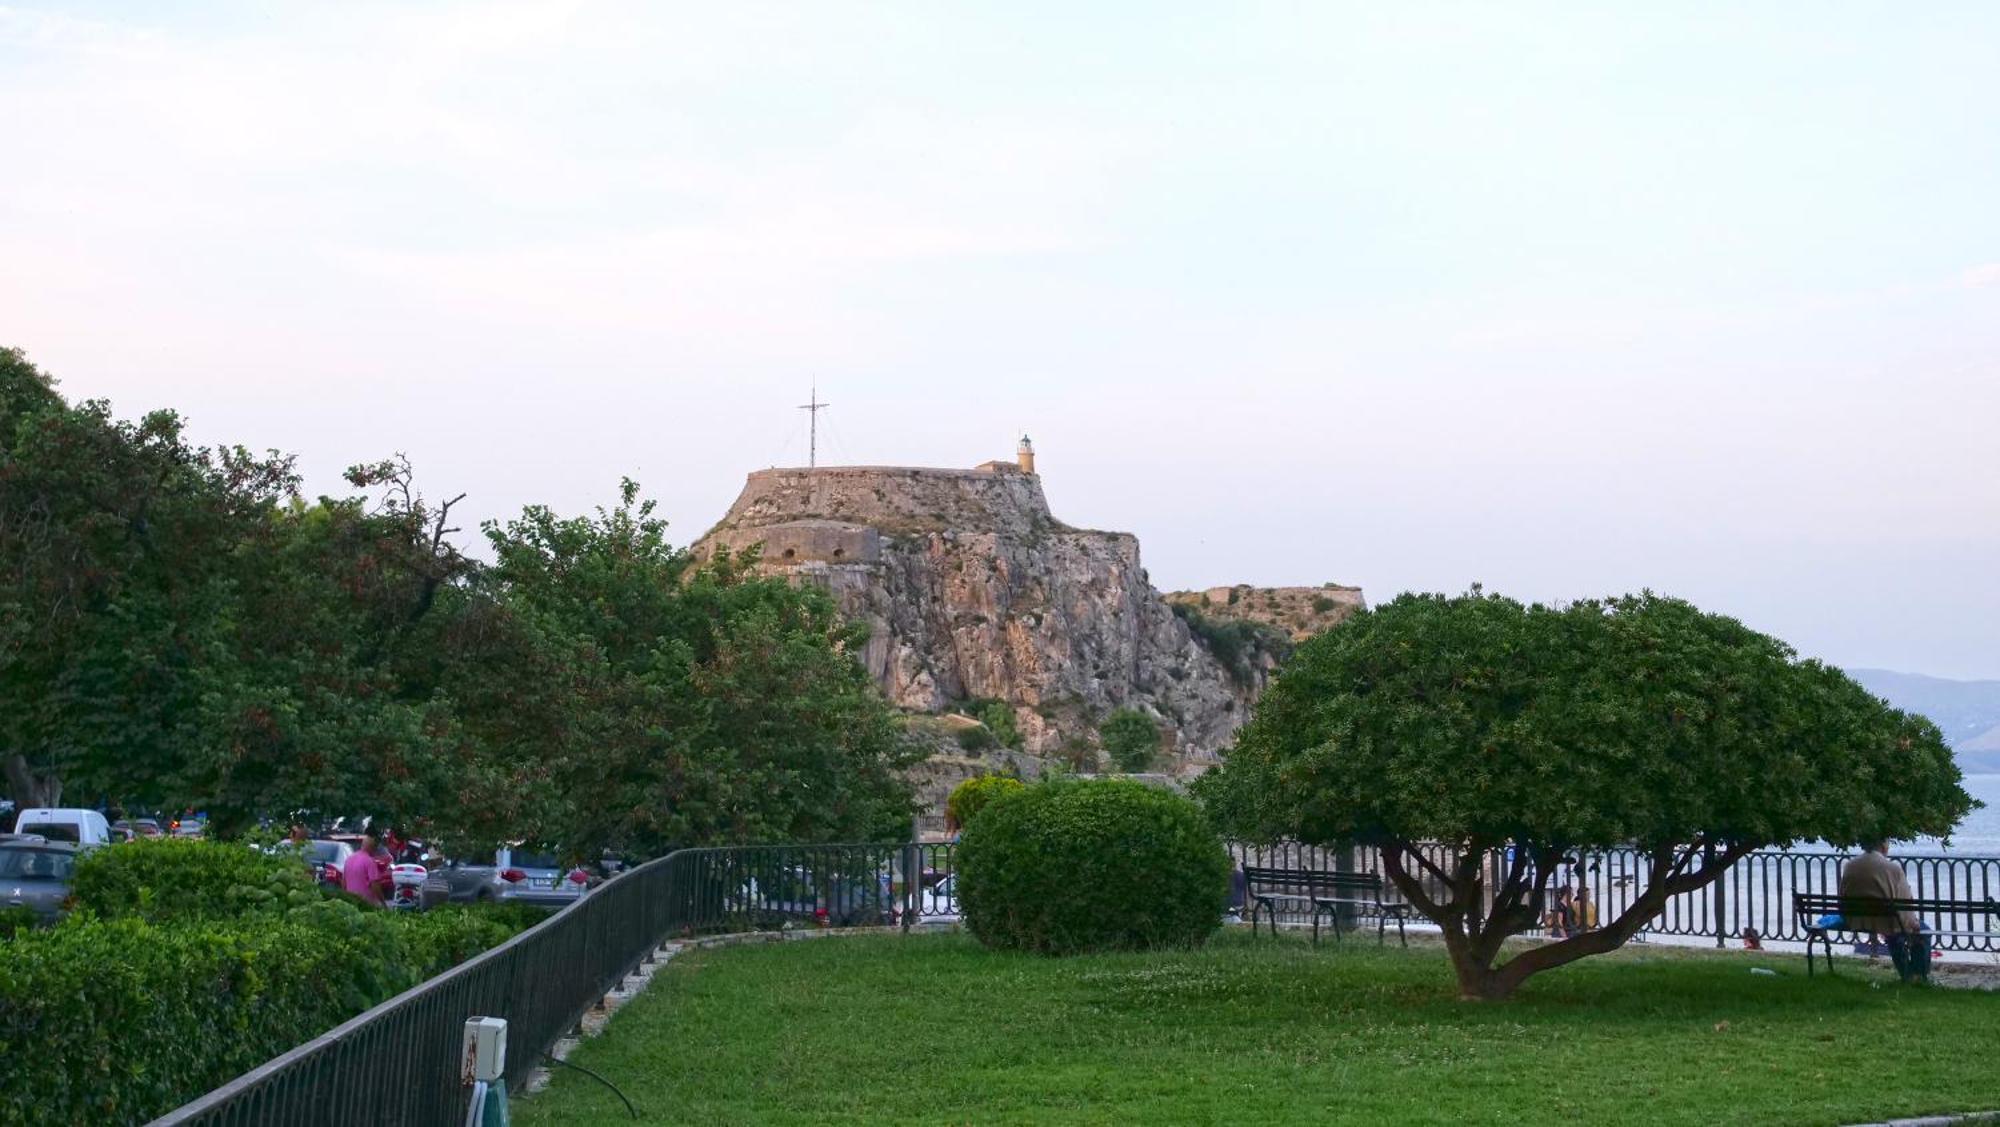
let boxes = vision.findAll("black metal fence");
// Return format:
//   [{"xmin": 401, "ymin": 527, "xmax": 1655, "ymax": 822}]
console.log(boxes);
[
  {"xmin": 149, "ymin": 843, "xmax": 940, "ymax": 1127},
  {"xmin": 1230, "ymin": 841, "xmax": 2000, "ymax": 952},
  {"xmin": 148, "ymin": 838, "xmax": 2000, "ymax": 1125}
]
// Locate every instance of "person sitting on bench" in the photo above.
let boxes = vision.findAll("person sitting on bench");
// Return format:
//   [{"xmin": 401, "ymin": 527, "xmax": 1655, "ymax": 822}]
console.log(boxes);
[{"xmin": 1838, "ymin": 840, "xmax": 1930, "ymax": 983}]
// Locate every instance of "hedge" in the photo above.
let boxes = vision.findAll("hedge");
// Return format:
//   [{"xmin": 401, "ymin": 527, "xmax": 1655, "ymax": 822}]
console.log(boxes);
[
  {"xmin": 956, "ymin": 777, "xmax": 1231, "ymax": 955},
  {"xmin": 0, "ymin": 841, "xmax": 528, "ymax": 1126}
]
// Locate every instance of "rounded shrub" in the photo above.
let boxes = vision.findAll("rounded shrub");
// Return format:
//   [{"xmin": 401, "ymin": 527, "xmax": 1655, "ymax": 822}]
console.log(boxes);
[
  {"xmin": 956, "ymin": 777, "xmax": 1231, "ymax": 955},
  {"xmin": 945, "ymin": 774, "xmax": 1025, "ymax": 831}
]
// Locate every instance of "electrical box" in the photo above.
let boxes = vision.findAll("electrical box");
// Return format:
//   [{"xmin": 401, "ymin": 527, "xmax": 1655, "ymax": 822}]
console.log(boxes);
[{"xmin": 462, "ymin": 1016, "xmax": 508, "ymax": 1084}]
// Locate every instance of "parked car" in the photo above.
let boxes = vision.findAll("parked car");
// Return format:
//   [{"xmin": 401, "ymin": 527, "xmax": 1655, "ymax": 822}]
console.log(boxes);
[
  {"xmin": 11, "ymin": 808, "xmax": 111, "ymax": 846},
  {"xmin": 739, "ymin": 865, "xmax": 894, "ymax": 928},
  {"xmin": 0, "ymin": 840, "xmax": 81, "ymax": 921},
  {"xmin": 301, "ymin": 839, "xmax": 355, "ymax": 889},
  {"xmin": 112, "ymin": 818, "xmax": 165, "ymax": 840},
  {"xmin": 426, "ymin": 846, "xmax": 596, "ymax": 910}
]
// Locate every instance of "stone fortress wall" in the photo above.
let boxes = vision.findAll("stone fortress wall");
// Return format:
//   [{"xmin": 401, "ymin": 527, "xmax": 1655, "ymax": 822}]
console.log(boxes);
[{"xmin": 693, "ymin": 447, "xmax": 1262, "ymax": 766}]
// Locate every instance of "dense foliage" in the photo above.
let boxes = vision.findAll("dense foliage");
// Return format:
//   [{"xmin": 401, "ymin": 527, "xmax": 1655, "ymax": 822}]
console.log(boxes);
[
  {"xmin": 1, "ymin": 841, "xmax": 524, "ymax": 1125},
  {"xmin": 1169, "ymin": 602, "xmax": 1289, "ymax": 686},
  {"xmin": 956, "ymin": 778, "xmax": 1230, "ymax": 955},
  {"xmin": 964, "ymin": 698, "xmax": 1023, "ymax": 750},
  {"xmin": 1197, "ymin": 590, "xmax": 1974, "ymax": 999},
  {"xmin": 1098, "ymin": 709, "xmax": 1161, "ymax": 772},
  {"xmin": 0, "ymin": 349, "xmax": 916, "ymax": 855},
  {"xmin": 944, "ymin": 775, "xmax": 1025, "ymax": 830},
  {"xmin": 69, "ymin": 838, "xmax": 320, "ymax": 925},
  {"xmin": 0, "ymin": 905, "xmax": 519, "ymax": 1126}
]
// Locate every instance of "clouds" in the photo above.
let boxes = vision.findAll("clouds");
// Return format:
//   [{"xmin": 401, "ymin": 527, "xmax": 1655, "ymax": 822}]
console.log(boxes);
[{"xmin": 1966, "ymin": 264, "xmax": 2000, "ymax": 288}]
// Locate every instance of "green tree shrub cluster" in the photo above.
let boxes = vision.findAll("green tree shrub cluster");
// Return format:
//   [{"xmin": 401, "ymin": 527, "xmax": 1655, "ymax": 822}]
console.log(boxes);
[
  {"xmin": 945, "ymin": 775, "xmax": 1024, "ymax": 830},
  {"xmin": 1098, "ymin": 709, "xmax": 1161, "ymax": 772},
  {"xmin": 962, "ymin": 698, "xmax": 1022, "ymax": 749},
  {"xmin": 0, "ymin": 349, "xmax": 917, "ymax": 856},
  {"xmin": 1197, "ymin": 589, "xmax": 1973, "ymax": 999},
  {"xmin": 956, "ymin": 778, "xmax": 1230, "ymax": 955},
  {"xmin": 1168, "ymin": 603, "xmax": 1291, "ymax": 685}
]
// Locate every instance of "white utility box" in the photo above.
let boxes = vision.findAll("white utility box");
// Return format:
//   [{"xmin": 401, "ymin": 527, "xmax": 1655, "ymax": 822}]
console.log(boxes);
[{"xmin": 462, "ymin": 1016, "xmax": 509, "ymax": 1084}]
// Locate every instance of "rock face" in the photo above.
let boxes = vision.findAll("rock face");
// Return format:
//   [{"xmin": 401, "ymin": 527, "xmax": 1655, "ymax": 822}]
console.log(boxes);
[
  {"xmin": 697, "ymin": 462, "xmax": 1254, "ymax": 764},
  {"xmin": 1164, "ymin": 584, "xmax": 1367, "ymax": 642}
]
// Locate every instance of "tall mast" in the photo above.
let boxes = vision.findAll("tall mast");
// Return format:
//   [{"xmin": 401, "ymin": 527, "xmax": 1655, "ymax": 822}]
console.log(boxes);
[{"xmin": 798, "ymin": 382, "xmax": 829, "ymax": 468}]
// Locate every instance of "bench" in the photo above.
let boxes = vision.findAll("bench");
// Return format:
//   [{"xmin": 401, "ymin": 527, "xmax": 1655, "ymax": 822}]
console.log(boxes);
[
  {"xmin": 1792, "ymin": 892, "xmax": 2000, "ymax": 977},
  {"xmin": 1241, "ymin": 866, "xmax": 1410, "ymax": 947}
]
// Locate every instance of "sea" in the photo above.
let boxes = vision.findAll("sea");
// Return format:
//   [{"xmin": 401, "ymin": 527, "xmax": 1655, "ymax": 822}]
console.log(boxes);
[{"xmin": 1911, "ymin": 772, "xmax": 2000, "ymax": 854}]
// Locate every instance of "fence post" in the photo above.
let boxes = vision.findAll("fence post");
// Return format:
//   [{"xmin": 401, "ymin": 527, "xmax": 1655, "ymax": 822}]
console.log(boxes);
[
  {"xmin": 901, "ymin": 842, "xmax": 917, "ymax": 932},
  {"xmin": 1714, "ymin": 868, "xmax": 1726, "ymax": 948}
]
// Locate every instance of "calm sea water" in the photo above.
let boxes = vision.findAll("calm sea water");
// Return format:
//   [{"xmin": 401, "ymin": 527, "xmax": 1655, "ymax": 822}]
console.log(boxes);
[{"xmin": 1913, "ymin": 772, "xmax": 2000, "ymax": 854}]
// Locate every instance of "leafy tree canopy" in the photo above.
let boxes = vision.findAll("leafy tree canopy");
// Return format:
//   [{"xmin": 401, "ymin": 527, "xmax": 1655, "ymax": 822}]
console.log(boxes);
[
  {"xmin": 1, "ymin": 350, "xmax": 917, "ymax": 858},
  {"xmin": 1197, "ymin": 589, "xmax": 1972, "ymax": 999},
  {"xmin": 1099, "ymin": 709, "xmax": 1161, "ymax": 773}
]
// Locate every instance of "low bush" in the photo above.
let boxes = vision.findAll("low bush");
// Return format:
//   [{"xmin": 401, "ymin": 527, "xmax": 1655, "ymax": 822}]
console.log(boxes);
[
  {"xmin": 70, "ymin": 837, "xmax": 319, "ymax": 924},
  {"xmin": 954, "ymin": 724, "xmax": 998, "ymax": 752},
  {"xmin": 956, "ymin": 778, "xmax": 1231, "ymax": 956},
  {"xmin": 946, "ymin": 775, "xmax": 1025, "ymax": 831}
]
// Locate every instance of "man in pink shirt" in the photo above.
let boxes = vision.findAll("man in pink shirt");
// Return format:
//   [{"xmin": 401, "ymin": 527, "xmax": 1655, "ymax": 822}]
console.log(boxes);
[{"xmin": 341, "ymin": 831, "xmax": 389, "ymax": 905}]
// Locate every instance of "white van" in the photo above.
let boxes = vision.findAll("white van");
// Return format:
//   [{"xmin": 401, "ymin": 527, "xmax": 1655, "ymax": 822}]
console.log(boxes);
[{"xmin": 11, "ymin": 808, "xmax": 111, "ymax": 846}]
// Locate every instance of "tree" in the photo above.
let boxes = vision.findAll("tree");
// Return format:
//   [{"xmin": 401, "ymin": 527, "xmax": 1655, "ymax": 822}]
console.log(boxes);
[
  {"xmin": 1196, "ymin": 590, "xmax": 1972, "ymax": 1000},
  {"xmin": 455, "ymin": 481, "xmax": 921, "ymax": 858},
  {"xmin": 0, "ymin": 349, "xmax": 298, "ymax": 809},
  {"xmin": 1100, "ymin": 709, "xmax": 1161, "ymax": 772}
]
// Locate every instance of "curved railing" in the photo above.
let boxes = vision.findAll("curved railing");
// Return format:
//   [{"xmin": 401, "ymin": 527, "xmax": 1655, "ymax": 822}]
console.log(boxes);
[
  {"xmin": 150, "ymin": 839, "xmax": 2000, "ymax": 1124},
  {"xmin": 148, "ymin": 843, "xmax": 939, "ymax": 1127}
]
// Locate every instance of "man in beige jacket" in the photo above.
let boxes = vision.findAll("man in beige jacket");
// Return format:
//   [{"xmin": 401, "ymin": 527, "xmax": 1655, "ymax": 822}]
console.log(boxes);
[{"xmin": 1837, "ymin": 840, "xmax": 1930, "ymax": 982}]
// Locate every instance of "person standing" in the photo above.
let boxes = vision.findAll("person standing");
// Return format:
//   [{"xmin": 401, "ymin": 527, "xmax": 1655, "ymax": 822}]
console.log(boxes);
[
  {"xmin": 341, "ymin": 831, "xmax": 389, "ymax": 906},
  {"xmin": 1838, "ymin": 840, "xmax": 1930, "ymax": 983}
]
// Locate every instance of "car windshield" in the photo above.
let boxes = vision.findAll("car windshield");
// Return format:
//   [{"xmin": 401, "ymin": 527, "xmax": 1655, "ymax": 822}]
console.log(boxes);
[
  {"xmin": 304, "ymin": 842, "xmax": 346, "ymax": 863},
  {"xmin": 509, "ymin": 851, "xmax": 561, "ymax": 871},
  {"xmin": 15, "ymin": 822, "xmax": 79, "ymax": 843},
  {"xmin": 0, "ymin": 847, "xmax": 76, "ymax": 880}
]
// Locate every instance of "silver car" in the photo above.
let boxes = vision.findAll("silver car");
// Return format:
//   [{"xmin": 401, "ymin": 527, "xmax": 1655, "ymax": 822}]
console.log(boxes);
[
  {"xmin": 1, "ymin": 841, "xmax": 81, "ymax": 921},
  {"xmin": 425, "ymin": 846, "xmax": 594, "ymax": 910}
]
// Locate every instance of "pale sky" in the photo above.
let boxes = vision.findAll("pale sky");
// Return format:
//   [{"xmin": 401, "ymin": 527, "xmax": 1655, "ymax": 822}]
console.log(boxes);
[{"xmin": 4, "ymin": 3, "xmax": 1997, "ymax": 679}]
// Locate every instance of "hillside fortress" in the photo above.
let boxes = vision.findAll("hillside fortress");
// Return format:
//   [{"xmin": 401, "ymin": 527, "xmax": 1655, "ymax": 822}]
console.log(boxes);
[{"xmin": 697, "ymin": 440, "xmax": 1297, "ymax": 765}]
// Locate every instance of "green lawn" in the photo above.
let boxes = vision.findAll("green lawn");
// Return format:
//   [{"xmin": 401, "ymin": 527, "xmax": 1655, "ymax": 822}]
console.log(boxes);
[{"xmin": 516, "ymin": 930, "xmax": 2000, "ymax": 1126}]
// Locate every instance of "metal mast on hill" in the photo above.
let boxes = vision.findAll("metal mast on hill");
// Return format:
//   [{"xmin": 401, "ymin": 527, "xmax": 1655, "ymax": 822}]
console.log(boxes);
[{"xmin": 799, "ymin": 382, "xmax": 829, "ymax": 468}]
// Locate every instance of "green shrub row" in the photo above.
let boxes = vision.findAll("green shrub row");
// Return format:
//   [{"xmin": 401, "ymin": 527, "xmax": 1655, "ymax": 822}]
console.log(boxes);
[
  {"xmin": 69, "ymin": 837, "xmax": 320, "ymax": 924},
  {"xmin": 0, "ymin": 840, "xmax": 527, "ymax": 1127}
]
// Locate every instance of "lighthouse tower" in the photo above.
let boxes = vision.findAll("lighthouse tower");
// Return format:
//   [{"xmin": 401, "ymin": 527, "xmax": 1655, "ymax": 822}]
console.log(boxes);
[{"xmin": 1016, "ymin": 434, "xmax": 1036, "ymax": 474}]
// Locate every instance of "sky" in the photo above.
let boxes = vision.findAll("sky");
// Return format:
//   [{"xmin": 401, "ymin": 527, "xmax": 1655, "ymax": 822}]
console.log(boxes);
[{"xmin": 3, "ymin": 2, "xmax": 1997, "ymax": 679}]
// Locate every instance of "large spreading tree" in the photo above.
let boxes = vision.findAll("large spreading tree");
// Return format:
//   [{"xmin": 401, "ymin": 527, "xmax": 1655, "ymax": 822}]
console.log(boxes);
[{"xmin": 1197, "ymin": 590, "xmax": 1972, "ymax": 1000}]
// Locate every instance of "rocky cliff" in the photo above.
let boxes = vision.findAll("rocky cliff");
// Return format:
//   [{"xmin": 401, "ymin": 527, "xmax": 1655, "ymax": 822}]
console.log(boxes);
[{"xmin": 696, "ymin": 461, "xmax": 1257, "ymax": 765}]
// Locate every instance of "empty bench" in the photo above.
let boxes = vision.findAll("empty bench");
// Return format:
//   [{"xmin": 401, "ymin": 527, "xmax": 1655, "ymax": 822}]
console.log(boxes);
[
  {"xmin": 1242, "ymin": 866, "xmax": 1411, "ymax": 947},
  {"xmin": 1792, "ymin": 892, "xmax": 2000, "ymax": 977}
]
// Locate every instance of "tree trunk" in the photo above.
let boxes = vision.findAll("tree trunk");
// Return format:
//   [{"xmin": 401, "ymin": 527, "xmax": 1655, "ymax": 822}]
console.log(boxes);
[{"xmin": 3, "ymin": 752, "xmax": 61, "ymax": 808}]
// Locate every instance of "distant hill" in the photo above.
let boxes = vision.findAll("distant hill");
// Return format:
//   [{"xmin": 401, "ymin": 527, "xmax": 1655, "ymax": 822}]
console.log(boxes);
[{"xmin": 1846, "ymin": 668, "xmax": 2000, "ymax": 774}]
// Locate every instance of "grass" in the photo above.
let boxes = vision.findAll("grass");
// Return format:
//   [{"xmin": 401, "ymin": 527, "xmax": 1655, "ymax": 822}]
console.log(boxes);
[{"xmin": 516, "ymin": 930, "xmax": 2000, "ymax": 1126}]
